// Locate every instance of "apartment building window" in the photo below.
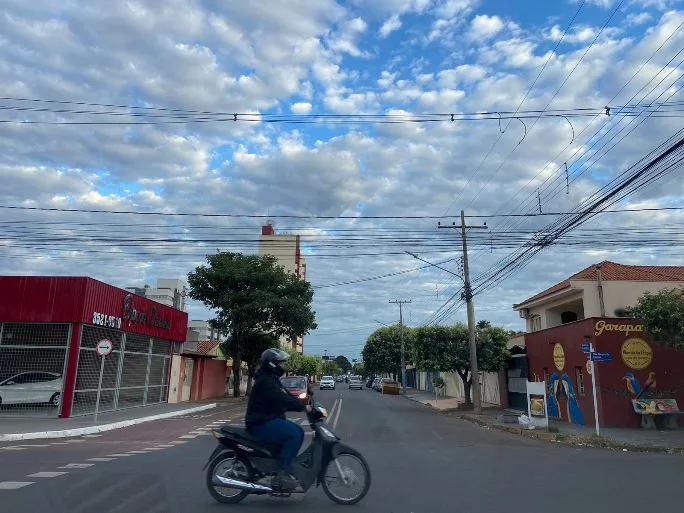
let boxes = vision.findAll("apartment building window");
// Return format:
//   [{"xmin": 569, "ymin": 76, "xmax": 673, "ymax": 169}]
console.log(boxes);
[{"xmin": 575, "ymin": 367, "xmax": 586, "ymax": 396}]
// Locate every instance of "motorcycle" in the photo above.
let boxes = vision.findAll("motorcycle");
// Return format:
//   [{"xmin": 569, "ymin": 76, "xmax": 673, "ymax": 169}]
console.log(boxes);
[{"xmin": 203, "ymin": 395, "xmax": 371, "ymax": 505}]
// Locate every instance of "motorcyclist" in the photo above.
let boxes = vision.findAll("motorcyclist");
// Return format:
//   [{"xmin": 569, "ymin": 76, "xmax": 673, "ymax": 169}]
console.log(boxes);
[{"xmin": 245, "ymin": 348, "xmax": 312, "ymax": 491}]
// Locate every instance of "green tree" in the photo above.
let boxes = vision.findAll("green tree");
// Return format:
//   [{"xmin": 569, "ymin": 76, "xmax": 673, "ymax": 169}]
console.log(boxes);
[
  {"xmin": 352, "ymin": 362, "xmax": 365, "ymax": 377},
  {"xmin": 222, "ymin": 332, "xmax": 279, "ymax": 396},
  {"xmin": 322, "ymin": 360, "xmax": 341, "ymax": 376},
  {"xmin": 362, "ymin": 324, "xmax": 414, "ymax": 378},
  {"xmin": 333, "ymin": 355, "xmax": 352, "ymax": 373},
  {"xmin": 629, "ymin": 288, "xmax": 684, "ymax": 350},
  {"xmin": 188, "ymin": 251, "xmax": 317, "ymax": 397},
  {"xmin": 412, "ymin": 322, "xmax": 508, "ymax": 406}
]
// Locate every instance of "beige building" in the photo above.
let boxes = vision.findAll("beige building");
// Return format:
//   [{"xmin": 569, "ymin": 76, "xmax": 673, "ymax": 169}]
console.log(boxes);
[
  {"xmin": 258, "ymin": 223, "xmax": 307, "ymax": 352},
  {"xmin": 126, "ymin": 278, "xmax": 187, "ymax": 311},
  {"xmin": 513, "ymin": 261, "xmax": 684, "ymax": 332}
]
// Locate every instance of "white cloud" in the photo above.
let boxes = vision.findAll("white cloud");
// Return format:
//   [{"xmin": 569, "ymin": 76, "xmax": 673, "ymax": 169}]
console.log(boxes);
[
  {"xmin": 467, "ymin": 14, "xmax": 505, "ymax": 41},
  {"xmin": 291, "ymin": 101, "xmax": 313, "ymax": 114},
  {"xmin": 625, "ymin": 12, "xmax": 653, "ymax": 26},
  {"xmin": 379, "ymin": 14, "xmax": 402, "ymax": 38}
]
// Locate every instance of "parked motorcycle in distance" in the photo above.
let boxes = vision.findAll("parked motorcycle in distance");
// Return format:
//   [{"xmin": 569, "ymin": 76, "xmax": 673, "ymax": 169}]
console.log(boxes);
[{"xmin": 203, "ymin": 391, "xmax": 371, "ymax": 505}]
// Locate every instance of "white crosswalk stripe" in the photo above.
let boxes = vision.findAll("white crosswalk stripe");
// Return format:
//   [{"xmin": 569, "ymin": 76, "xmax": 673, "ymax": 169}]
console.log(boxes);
[
  {"xmin": 106, "ymin": 454, "xmax": 133, "ymax": 457},
  {"xmin": 179, "ymin": 434, "xmax": 197, "ymax": 439},
  {"xmin": 86, "ymin": 458, "xmax": 115, "ymax": 462},
  {"xmin": 58, "ymin": 463, "xmax": 94, "ymax": 469},
  {"xmin": 0, "ymin": 481, "xmax": 34, "ymax": 490},
  {"xmin": 27, "ymin": 472, "xmax": 68, "ymax": 478}
]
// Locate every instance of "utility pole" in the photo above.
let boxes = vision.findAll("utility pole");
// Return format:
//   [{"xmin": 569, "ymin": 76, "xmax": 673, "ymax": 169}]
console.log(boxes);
[
  {"xmin": 389, "ymin": 299, "xmax": 411, "ymax": 396},
  {"xmin": 438, "ymin": 210, "xmax": 488, "ymax": 414}
]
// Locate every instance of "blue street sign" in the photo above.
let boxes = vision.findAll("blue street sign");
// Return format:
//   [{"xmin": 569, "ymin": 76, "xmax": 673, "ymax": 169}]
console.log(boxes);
[
  {"xmin": 591, "ymin": 351, "xmax": 612, "ymax": 362},
  {"xmin": 581, "ymin": 343, "xmax": 591, "ymax": 353}
]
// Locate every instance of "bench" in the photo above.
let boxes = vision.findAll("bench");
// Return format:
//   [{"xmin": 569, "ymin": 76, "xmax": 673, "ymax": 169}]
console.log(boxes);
[{"xmin": 632, "ymin": 398, "xmax": 684, "ymax": 429}]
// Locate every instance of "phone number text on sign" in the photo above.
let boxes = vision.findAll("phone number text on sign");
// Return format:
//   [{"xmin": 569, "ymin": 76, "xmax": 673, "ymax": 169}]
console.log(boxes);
[{"xmin": 92, "ymin": 312, "xmax": 122, "ymax": 329}]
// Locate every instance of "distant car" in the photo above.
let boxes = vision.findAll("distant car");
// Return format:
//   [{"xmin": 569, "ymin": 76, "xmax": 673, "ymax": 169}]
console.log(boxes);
[
  {"xmin": 335, "ymin": 376, "xmax": 344, "ymax": 383},
  {"xmin": 0, "ymin": 371, "xmax": 63, "ymax": 407},
  {"xmin": 280, "ymin": 375, "xmax": 311, "ymax": 406},
  {"xmin": 319, "ymin": 376, "xmax": 335, "ymax": 390},
  {"xmin": 348, "ymin": 377, "xmax": 363, "ymax": 390}
]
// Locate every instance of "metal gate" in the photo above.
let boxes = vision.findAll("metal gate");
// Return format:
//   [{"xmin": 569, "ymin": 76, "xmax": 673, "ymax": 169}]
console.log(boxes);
[
  {"xmin": 0, "ymin": 322, "xmax": 70, "ymax": 418},
  {"xmin": 72, "ymin": 325, "xmax": 172, "ymax": 416}
]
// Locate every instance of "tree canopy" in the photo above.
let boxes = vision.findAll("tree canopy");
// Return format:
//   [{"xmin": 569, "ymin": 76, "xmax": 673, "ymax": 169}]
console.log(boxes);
[
  {"xmin": 362, "ymin": 324, "xmax": 413, "ymax": 376},
  {"xmin": 629, "ymin": 288, "xmax": 684, "ymax": 350},
  {"xmin": 412, "ymin": 322, "xmax": 509, "ymax": 405},
  {"xmin": 188, "ymin": 251, "xmax": 317, "ymax": 396},
  {"xmin": 333, "ymin": 355, "xmax": 352, "ymax": 373}
]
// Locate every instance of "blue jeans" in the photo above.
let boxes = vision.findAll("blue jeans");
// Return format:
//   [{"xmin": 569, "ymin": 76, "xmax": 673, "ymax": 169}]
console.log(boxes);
[{"xmin": 249, "ymin": 418, "xmax": 304, "ymax": 472}]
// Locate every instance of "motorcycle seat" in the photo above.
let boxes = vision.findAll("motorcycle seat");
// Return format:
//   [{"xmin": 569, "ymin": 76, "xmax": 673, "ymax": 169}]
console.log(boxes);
[{"xmin": 219, "ymin": 425, "xmax": 279, "ymax": 455}]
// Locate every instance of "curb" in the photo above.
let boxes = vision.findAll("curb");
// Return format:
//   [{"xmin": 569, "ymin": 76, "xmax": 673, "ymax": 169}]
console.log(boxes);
[
  {"xmin": 458, "ymin": 413, "xmax": 684, "ymax": 453},
  {"xmin": 0, "ymin": 403, "xmax": 217, "ymax": 442}
]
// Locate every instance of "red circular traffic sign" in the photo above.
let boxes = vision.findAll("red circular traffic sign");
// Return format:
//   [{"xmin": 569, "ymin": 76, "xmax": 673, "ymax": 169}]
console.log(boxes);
[{"xmin": 96, "ymin": 339, "xmax": 114, "ymax": 356}]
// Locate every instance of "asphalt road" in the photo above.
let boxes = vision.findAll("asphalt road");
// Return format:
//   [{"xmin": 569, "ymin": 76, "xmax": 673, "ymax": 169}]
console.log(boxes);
[{"xmin": 1, "ymin": 386, "xmax": 683, "ymax": 512}]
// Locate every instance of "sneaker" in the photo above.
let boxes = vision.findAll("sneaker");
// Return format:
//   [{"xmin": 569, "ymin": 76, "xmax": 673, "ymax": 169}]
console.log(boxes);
[{"xmin": 273, "ymin": 470, "xmax": 299, "ymax": 491}]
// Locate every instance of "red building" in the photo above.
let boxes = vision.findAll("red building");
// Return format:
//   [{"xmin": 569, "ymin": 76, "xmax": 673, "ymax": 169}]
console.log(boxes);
[
  {"xmin": 525, "ymin": 317, "xmax": 684, "ymax": 428},
  {"xmin": 0, "ymin": 276, "xmax": 188, "ymax": 418}
]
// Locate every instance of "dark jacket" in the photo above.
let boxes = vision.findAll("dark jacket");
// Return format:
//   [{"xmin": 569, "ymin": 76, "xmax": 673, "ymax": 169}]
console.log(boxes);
[{"xmin": 245, "ymin": 369, "xmax": 306, "ymax": 429}]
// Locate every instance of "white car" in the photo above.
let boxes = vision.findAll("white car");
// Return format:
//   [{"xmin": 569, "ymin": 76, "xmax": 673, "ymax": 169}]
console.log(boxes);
[
  {"xmin": 319, "ymin": 376, "xmax": 335, "ymax": 390},
  {"xmin": 348, "ymin": 377, "xmax": 363, "ymax": 390},
  {"xmin": 0, "ymin": 371, "xmax": 63, "ymax": 407}
]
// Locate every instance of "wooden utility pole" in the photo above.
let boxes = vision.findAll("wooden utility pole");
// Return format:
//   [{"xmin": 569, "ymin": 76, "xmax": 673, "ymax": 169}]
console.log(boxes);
[
  {"xmin": 438, "ymin": 210, "xmax": 488, "ymax": 413},
  {"xmin": 389, "ymin": 299, "xmax": 411, "ymax": 396}
]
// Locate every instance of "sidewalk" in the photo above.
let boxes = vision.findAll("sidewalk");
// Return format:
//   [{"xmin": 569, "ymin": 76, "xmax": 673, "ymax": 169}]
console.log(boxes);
[
  {"xmin": 0, "ymin": 400, "xmax": 232, "ymax": 442},
  {"xmin": 404, "ymin": 390, "xmax": 684, "ymax": 453},
  {"xmin": 404, "ymin": 388, "xmax": 498, "ymax": 411}
]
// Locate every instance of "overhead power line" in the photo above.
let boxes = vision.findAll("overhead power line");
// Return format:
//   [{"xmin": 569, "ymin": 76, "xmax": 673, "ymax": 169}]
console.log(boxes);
[{"xmin": 1, "ymin": 203, "xmax": 683, "ymax": 219}]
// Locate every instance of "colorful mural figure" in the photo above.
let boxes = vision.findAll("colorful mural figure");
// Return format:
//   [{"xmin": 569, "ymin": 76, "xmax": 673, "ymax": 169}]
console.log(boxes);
[
  {"xmin": 560, "ymin": 373, "xmax": 585, "ymax": 425},
  {"xmin": 622, "ymin": 371, "xmax": 656, "ymax": 399},
  {"xmin": 547, "ymin": 372, "xmax": 560, "ymax": 418},
  {"xmin": 622, "ymin": 372, "xmax": 641, "ymax": 397}
]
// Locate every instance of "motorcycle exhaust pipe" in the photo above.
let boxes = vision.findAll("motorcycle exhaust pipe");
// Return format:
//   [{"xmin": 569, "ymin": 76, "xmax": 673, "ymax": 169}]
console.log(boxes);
[{"xmin": 213, "ymin": 475, "xmax": 273, "ymax": 493}]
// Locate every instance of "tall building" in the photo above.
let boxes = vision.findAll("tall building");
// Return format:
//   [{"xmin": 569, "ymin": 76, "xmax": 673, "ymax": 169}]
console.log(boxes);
[
  {"xmin": 126, "ymin": 278, "xmax": 187, "ymax": 311},
  {"xmin": 258, "ymin": 223, "xmax": 307, "ymax": 352}
]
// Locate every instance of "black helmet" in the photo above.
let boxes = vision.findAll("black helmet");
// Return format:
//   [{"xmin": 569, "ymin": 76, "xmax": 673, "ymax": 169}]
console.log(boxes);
[{"xmin": 260, "ymin": 347, "xmax": 290, "ymax": 376}]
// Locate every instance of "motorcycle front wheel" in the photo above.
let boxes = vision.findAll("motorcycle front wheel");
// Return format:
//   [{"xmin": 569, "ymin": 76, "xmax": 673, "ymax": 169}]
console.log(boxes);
[
  {"xmin": 206, "ymin": 453, "xmax": 251, "ymax": 504},
  {"xmin": 321, "ymin": 451, "xmax": 371, "ymax": 505}
]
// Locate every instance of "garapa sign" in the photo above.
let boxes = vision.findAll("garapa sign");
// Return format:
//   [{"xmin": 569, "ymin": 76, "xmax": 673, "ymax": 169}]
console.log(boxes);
[{"xmin": 594, "ymin": 320, "xmax": 644, "ymax": 337}]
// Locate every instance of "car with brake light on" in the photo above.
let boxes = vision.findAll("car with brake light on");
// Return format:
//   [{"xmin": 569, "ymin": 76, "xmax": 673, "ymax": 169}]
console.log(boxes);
[
  {"xmin": 319, "ymin": 375, "xmax": 335, "ymax": 390},
  {"xmin": 348, "ymin": 376, "xmax": 363, "ymax": 390},
  {"xmin": 280, "ymin": 375, "xmax": 311, "ymax": 405}
]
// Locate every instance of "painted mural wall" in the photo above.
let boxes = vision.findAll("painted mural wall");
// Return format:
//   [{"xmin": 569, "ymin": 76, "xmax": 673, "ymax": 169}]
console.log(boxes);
[{"xmin": 525, "ymin": 317, "xmax": 684, "ymax": 428}]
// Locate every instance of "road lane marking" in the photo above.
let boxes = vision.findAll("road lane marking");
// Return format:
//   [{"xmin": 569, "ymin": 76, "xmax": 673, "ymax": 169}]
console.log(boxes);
[
  {"xmin": 154, "ymin": 444, "xmax": 176, "ymax": 448},
  {"xmin": 327, "ymin": 398, "xmax": 339, "ymax": 422},
  {"xmin": 179, "ymin": 434, "xmax": 198, "ymax": 439},
  {"xmin": 58, "ymin": 463, "xmax": 94, "ymax": 469},
  {"xmin": 87, "ymin": 457, "xmax": 115, "ymax": 462},
  {"xmin": 1, "ymin": 447, "xmax": 27, "ymax": 451},
  {"xmin": 332, "ymin": 399, "xmax": 342, "ymax": 429},
  {"xmin": 168, "ymin": 441, "xmax": 188, "ymax": 444},
  {"xmin": 106, "ymin": 454, "xmax": 133, "ymax": 457},
  {"xmin": 0, "ymin": 481, "xmax": 34, "ymax": 490},
  {"xmin": 82, "ymin": 434, "xmax": 102, "ymax": 438},
  {"xmin": 142, "ymin": 447, "xmax": 166, "ymax": 450},
  {"xmin": 126, "ymin": 450, "xmax": 149, "ymax": 454},
  {"xmin": 27, "ymin": 472, "xmax": 68, "ymax": 478}
]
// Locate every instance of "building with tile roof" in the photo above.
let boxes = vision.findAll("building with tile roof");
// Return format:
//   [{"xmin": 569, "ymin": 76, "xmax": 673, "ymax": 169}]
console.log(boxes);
[{"xmin": 513, "ymin": 261, "xmax": 684, "ymax": 332}]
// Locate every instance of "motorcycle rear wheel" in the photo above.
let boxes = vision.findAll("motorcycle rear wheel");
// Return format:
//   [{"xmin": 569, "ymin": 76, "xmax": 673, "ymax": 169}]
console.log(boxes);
[
  {"xmin": 321, "ymin": 451, "xmax": 371, "ymax": 505},
  {"xmin": 206, "ymin": 453, "xmax": 251, "ymax": 504}
]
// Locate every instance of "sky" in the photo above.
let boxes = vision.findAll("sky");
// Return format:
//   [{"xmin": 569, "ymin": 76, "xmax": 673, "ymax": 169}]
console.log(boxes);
[{"xmin": 2, "ymin": 0, "xmax": 684, "ymax": 361}]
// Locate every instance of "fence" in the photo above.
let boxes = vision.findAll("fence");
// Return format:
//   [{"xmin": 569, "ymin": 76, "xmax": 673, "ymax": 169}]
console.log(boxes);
[
  {"xmin": 0, "ymin": 322, "xmax": 71, "ymax": 418},
  {"xmin": 72, "ymin": 325, "xmax": 174, "ymax": 416}
]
